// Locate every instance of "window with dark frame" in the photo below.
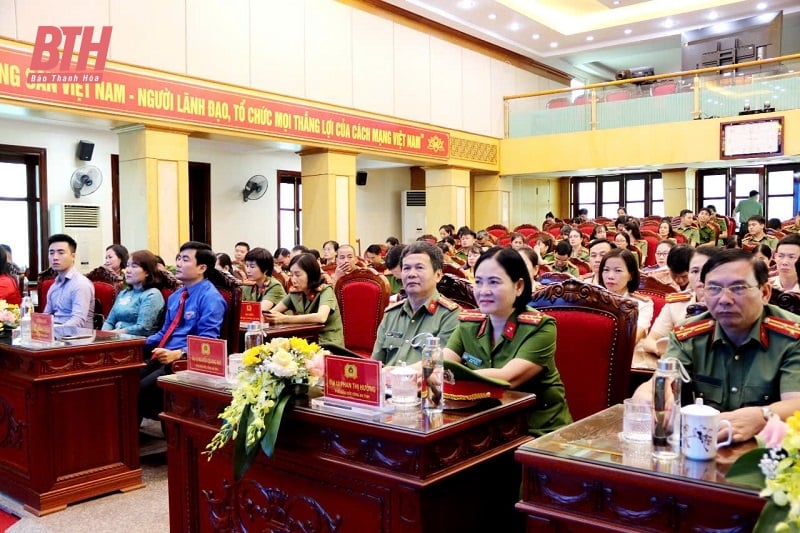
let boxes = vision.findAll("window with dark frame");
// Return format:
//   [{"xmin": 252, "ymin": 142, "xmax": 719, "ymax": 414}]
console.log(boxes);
[
  {"xmin": 0, "ymin": 144, "xmax": 46, "ymax": 283},
  {"xmin": 277, "ymin": 170, "xmax": 301, "ymax": 249},
  {"xmin": 570, "ymin": 173, "xmax": 662, "ymax": 220}
]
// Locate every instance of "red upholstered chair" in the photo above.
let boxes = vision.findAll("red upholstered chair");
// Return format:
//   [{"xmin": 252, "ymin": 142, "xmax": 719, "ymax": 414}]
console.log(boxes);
[
  {"xmin": 568, "ymin": 258, "xmax": 590, "ymax": 276},
  {"xmin": 637, "ymin": 275, "xmax": 677, "ymax": 329},
  {"xmin": 334, "ymin": 269, "xmax": 391, "ymax": 358},
  {"xmin": 486, "ymin": 224, "xmax": 509, "ymax": 240},
  {"xmin": 537, "ymin": 272, "xmax": 572, "ymax": 285},
  {"xmin": 640, "ymin": 230, "xmax": 661, "ymax": 267},
  {"xmin": 512, "ymin": 224, "xmax": 539, "ymax": 238},
  {"xmin": 573, "ymin": 94, "xmax": 590, "ymax": 105},
  {"xmin": 497, "ymin": 236, "xmax": 512, "ymax": 247},
  {"xmin": 770, "ymin": 289, "xmax": 800, "ymax": 315},
  {"xmin": 212, "ymin": 274, "xmax": 242, "ymax": 354},
  {"xmin": 547, "ymin": 224, "xmax": 563, "ymax": 238},
  {"xmin": 546, "ymin": 97, "xmax": 570, "ymax": 109},
  {"xmin": 529, "ymin": 279, "xmax": 638, "ymax": 421},
  {"xmin": 442, "ymin": 263, "xmax": 467, "ymax": 279},
  {"xmin": 651, "ymin": 81, "xmax": 678, "ymax": 96},
  {"xmin": 436, "ymin": 274, "xmax": 477, "ymax": 309},
  {"xmin": 604, "ymin": 90, "xmax": 631, "ymax": 102},
  {"xmin": 35, "ymin": 269, "xmax": 57, "ymax": 313},
  {"xmin": 92, "ymin": 281, "xmax": 117, "ymax": 328},
  {"xmin": 419, "ymin": 234, "xmax": 438, "ymax": 245},
  {"xmin": 673, "ymin": 232, "xmax": 687, "ymax": 244}
]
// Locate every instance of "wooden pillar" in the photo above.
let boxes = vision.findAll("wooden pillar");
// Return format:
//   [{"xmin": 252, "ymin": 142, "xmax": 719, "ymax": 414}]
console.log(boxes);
[
  {"xmin": 299, "ymin": 149, "xmax": 358, "ymax": 249},
  {"xmin": 116, "ymin": 125, "xmax": 189, "ymax": 257},
  {"xmin": 424, "ymin": 167, "xmax": 471, "ymax": 234}
]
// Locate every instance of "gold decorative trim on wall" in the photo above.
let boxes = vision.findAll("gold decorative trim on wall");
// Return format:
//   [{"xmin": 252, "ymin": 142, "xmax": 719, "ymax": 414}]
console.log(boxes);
[{"xmin": 450, "ymin": 137, "xmax": 498, "ymax": 165}]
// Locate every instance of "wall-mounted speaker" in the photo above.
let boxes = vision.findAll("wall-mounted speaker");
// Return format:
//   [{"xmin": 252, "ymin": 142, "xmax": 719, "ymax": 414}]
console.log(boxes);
[
  {"xmin": 77, "ymin": 140, "xmax": 95, "ymax": 161},
  {"xmin": 356, "ymin": 171, "xmax": 368, "ymax": 186}
]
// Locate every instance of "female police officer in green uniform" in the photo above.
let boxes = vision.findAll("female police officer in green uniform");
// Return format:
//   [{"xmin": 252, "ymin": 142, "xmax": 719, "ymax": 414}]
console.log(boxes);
[{"xmin": 443, "ymin": 247, "xmax": 572, "ymax": 436}]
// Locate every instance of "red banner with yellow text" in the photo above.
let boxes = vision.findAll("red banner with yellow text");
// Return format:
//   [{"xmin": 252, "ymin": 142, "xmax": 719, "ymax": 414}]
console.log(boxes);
[{"xmin": 0, "ymin": 44, "xmax": 450, "ymax": 159}]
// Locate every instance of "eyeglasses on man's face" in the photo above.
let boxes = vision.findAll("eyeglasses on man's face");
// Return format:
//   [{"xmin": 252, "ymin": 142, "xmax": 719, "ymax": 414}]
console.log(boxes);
[{"xmin": 703, "ymin": 283, "xmax": 759, "ymax": 297}]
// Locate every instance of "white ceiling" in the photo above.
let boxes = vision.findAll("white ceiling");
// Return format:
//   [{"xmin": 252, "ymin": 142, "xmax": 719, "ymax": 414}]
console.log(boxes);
[{"xmin": 381, "ymin": 0, "xmax": 800, "ymax": 81}]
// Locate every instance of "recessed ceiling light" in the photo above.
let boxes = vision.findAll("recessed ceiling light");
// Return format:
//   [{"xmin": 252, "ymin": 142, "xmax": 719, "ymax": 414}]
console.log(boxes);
[
  {"xmin": 708, "ymin": 11, "xmax": 718, "ymax": 20},
  {"xmin": 613, "ymin": 0, "xmax": 620, "ymax": 4},
  {"xmin": 509, "ymin": 22, "xmax": 521, "ymax": 31},
  {"xmin": 586, "ymin": 35, "xmax": 594, "ymax": 42},
  {"xmin": 488, "ymin": 13, "xmax": 496, "ymax": 20},
  {"xmin": 757, "ymin": 2, "xmax": 767, "ymax": 9},
  {"xmin": 663, "ymin": 19, "xmax": 675, "ymax": 29},
  {"xmin": 531, "ymin": 33, "xmax": 540, "ymax": 40},
  {"xmin": 456, "ymin": 0, "xmax": 477, "ymax": 8},
  {"xmin": 624, "ymin": 28, "xmax": 633, "ymax": 35},
  {"xmin": 550, "ymin": 42, "xmax": 558, "ymax": 48}
]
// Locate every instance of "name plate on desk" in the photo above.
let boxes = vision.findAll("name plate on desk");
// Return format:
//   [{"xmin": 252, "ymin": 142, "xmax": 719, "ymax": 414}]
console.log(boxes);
[
  {"xmin": 324, "ymin": 355, "xmax": 383, "ymax": 407},
  {"xmin": 187, "ymin": 335, "xmax": 227, "ymax": 378},
  {"xmin": 240, "ymin": 301, "xmax": 262, "ymax": 324},
  {"xmin": 30, "ymin": 313, "xmax": 54, "ymax": 343}
]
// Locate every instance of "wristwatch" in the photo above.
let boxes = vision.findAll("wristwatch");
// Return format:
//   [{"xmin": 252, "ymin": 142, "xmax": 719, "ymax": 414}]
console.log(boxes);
[{"xmin": 761, "ymin": 406, "xmax": 776, "ymax": 421}]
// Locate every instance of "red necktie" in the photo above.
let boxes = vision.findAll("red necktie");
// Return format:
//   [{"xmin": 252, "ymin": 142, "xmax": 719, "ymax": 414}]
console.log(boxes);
[{"xmin": 157, "ymin": 289, "xmax": 188, "ymax": 349}]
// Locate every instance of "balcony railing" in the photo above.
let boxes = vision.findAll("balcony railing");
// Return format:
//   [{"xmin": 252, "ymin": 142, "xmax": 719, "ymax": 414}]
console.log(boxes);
[{"xmin": 504, "ymin": 54, "xmax": 800, "ymax": 139}]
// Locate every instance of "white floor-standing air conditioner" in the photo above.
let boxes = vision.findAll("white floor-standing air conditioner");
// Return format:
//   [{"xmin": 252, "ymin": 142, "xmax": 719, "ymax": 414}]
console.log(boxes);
[
  {"xmin": 401, "ymin": 190, "xmax": 426, "ymax": 244},
  {"xmin": 49, "ymin": 203, "xmax": 103, "ymax": 273}
]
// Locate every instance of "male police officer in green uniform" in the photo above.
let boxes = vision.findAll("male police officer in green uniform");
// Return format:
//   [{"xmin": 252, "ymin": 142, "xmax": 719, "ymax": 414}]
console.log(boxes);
[
  {"xmin": 634, "ymin": 248, "xmax": 800, "ymax": 443},
  {"xmin": 371, "ymin": 241, "xmax": 460, "ymax": 367}
]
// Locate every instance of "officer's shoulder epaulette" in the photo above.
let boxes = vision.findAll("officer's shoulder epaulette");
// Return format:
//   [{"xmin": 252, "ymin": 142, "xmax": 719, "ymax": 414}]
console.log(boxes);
[
  {"xmin": 674, "ymin": 318, "xmax": 715, "ymax": 341},
  {"xmin": 435, "ymin": 296, "xmax": 460, "ymax": 312},
  {"xmin": 458, "ymin": 310, "xmax": 486, "ymax": 322},
  {"xmin": 665, "ymin": 292, "xmax": 692, "ymax": 304},
  {"xmin": 384, "ymin": 299, "xmax": 405, "ymax": 312},
  {"xmin": 764, "ymin": 316, "xmax": 800, "ymax": 340},
  {"xmin": 518, "ymin": 310, "xmax": 544, "ymax": 325},
  {"xmin": 631, "ymin": 292, "xmax": 652, "ymax": 303}
]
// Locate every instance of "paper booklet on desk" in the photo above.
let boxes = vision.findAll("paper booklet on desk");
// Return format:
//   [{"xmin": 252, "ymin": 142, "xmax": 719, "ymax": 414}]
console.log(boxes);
[{"xmin": 310, "ymin": 397, "xmax": 391, "ymax": 420}]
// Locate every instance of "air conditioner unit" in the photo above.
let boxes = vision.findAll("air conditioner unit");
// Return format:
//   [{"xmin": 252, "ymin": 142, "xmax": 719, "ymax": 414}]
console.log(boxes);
[
  {"xmin": 49, "ymin": 203, "xmax": 103, "ymax": 273},
  {"xmin": 401, "ymin": 190, "xmax": 426, "ymax": 244}
]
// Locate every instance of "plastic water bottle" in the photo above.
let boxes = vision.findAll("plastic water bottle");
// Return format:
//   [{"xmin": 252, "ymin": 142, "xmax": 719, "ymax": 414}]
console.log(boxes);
[
  {"xmin": 19, "ymin": 296, "xmax": 34, "ymax": 343},
  {"xmin": 421, "ymin": 336, "xmax": 443, "ymax": 413},
  {"xmin": 244, "ymin": 321, "xmax": 264, "ymax": 350},
  {"xmin": 652, "ymin": 357, "xmax": 689, "ymax": 459}
]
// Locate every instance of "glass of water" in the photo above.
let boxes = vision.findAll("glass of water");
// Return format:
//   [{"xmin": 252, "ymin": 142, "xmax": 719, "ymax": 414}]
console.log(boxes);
[{"xmin": 622, "ymin": 399, "xmax": 652, "ymax": 442}]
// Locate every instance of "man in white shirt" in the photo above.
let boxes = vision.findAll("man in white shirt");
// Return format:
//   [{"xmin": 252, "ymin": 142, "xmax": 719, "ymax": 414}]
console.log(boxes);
[{"xmin": 772, "ymin": 234, "xmax": 800, "ymax": 293}]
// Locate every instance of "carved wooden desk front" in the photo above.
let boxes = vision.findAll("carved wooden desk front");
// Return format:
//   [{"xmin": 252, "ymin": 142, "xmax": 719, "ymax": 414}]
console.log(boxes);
[
  {"xmin": 159, "ymin": 374, "xmax": 536, "ymax": 532},
  {"xmin": 515, "ymin": 404, "xmax": 765, "ymax": 532},
  {"xmin": 0, "ymin": 331, "xmax": 145, "ymax": 515}
]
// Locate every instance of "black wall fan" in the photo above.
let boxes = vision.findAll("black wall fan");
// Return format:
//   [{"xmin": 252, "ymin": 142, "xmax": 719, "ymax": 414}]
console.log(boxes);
[{"xmin": 242, "ymin": 175, "xmax": 268, "ymax": 202}]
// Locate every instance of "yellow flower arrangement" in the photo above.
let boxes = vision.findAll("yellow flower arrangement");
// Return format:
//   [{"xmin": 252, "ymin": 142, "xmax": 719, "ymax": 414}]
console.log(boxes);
[
  {"xmin": 206, "ymin": 337, "xmax": 327, "ymax": 480},
  {"xmin": 727, "ymin": 412, "xmax": 800, "ymax": 532},
  {"xmin": 0, "ymin": 300, "xmax": 20, "ymax": 327}
]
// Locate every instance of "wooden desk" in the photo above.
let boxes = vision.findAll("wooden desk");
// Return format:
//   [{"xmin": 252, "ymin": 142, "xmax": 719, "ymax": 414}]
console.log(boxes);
[
  {"xmin": 238, "ymin": 322, "xmax": 324, "ymax": 343},
  {"xmin": 0, "ymin": 331, "xmax": 145, "ymax": 515},
  {"xmin": 159, "ymin": 375, "xmax": 536, "ymax": 532},
  {"xmin": 515, "ymin": 405, "xmax": 765, "ymax": 532}
]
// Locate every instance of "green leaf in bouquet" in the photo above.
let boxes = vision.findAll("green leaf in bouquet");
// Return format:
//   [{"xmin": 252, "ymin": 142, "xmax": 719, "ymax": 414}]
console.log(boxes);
[
  {"xmin": 260, "ymin": 392, "xmax": 292, "ymax": 458},
  {"xmin": 725, "ymin": 447, "xmax": 768, "ymax": 489},
  {"xmin": 233, "ymin": 404, "xmax": 260, "ymax": 482},
  {"xmin": 753, "ymin": 499, "xmax": 791, "ymax": 533}
]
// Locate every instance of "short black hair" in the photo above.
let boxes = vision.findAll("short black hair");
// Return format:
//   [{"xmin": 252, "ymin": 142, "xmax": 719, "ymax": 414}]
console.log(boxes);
[
  {"xmin": 751, "ymin": 243, "xmax": 773, "ymax": 259},
  {"xmin": 48, "ymin": 233, "xmax": 77, "ymax": 252},
  {"xmin": 401, "ymin": 241, "xmax": 444, "ymax": 272},
  {"xmin": 244, "ymin": 247, "xmax": 274, "ymax": 274},
  {"xmin": 322, "ymin": 240, "xmax": 339, "ymax": 252},
  {"xmin": 474, "ymin": 247, "xmax": 532, "ymax": 313},
  {"xmin": 679, "ymin": 209, "xmax": 693, "ymax": 218},
  {"xmin": 749, "ymin": 190, "xmax": 759, "ymax": 198},
  {"xmin": 235, "ymin": 241, "xmax": 250, "ymax": 251},
  {"xmin": 274, "ymin": 247, "xmax": 291, "ymax": 258},
  {"xmin": 292, "ymin": 245, "xmax": 309, "ymax": 254},
  {"xmin": 385, "ymin": 236, "xmax": 399, "ymax": 247},
  {"xmin": 106, "ymin": 244, "xmax": 129, "ymax": 268},
  {"xmin": 768, "ymin": 218, "xmax": 782, "ymax": 231},
  {"xmin": 666, "ymin": 244, "xmax": 693, "ymax": 274},
  {"xmin": 588, "ymin": 238, "xmax": 616, "ymax": 251},
  {"xmin": 701, "ymin": 248, "xmax": 768, "ymax": 286},
  {"xmin": 555, "ymin": 240, "xmax": 571, "ymax": 256},
  {"xmin": 748, "ymin": 215, "xmax": 766, "ymax": 226},
  {"xmin": 578, "ymin": 208, "xmax": 588, "ymax": 216},
  {"xmin": 181, "ymin": 241, "xmax": 216, "ymax": 277},
  {"xmin": 614, "ymin": 231, "xmax": 631, "ymax": 246},
  {"xmin": 384, "ymin": 244, "xmax": 406, "ymax": 270},
  {"xmin": 777, "ymin": 233, "xmax": 800, "ymax": 252},
  {"xmin": 599, "ymin": 248, "xmax": 640, "ymax": 293},
  {"xmin": 289, "ymin": 253, "xmax": 324, "ymax": 291},
  {"xmin": 460, "ymin": 229, "xmax": 477, "ymax": 239}
]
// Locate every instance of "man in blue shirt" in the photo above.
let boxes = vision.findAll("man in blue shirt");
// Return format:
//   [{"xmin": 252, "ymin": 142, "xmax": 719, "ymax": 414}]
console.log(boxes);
[
  {"xmin": 139, "ymin": 241, "xmax": 227, "ymax": 422},
  {"xmin": 43, "ymin": 233, "xmax": 95, "ymax": 328}
]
